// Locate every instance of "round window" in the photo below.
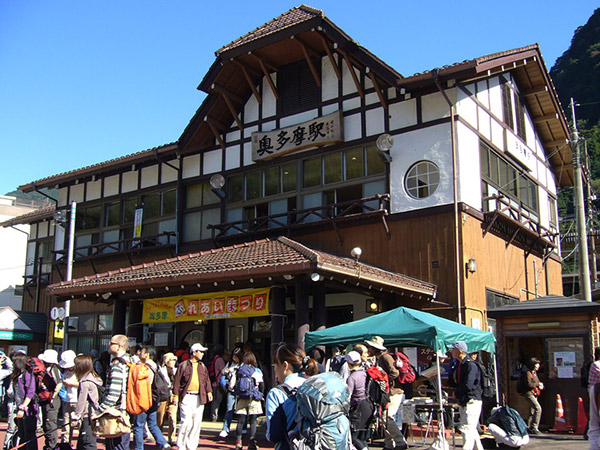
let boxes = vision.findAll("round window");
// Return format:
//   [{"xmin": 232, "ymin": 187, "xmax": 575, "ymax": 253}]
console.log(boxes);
[{"xmin": 405, "ymin": 160, "xmax": 440, "ymax": 199}]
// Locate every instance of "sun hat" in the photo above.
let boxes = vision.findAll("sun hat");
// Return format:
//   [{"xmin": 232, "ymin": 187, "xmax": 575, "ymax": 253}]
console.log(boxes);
[
  {"xmin": 364, "ymin": 336, "xmax": 386, "ymax": 351},
  {"xmin": 190, "ymin": 343, "xmax": 208, "ymax": 353},
  {"xmin": 59, "ymin": 350, "xmax": 76, "ymax": 369},
  {"xmin": 451, "ymin": 341, "xmax": 468, "ymax": 353},
  {"xmin": 346, "ymin": 351, "xmax": 361, "ymax": 365},
  {"xmin": 40, "ymin": 349, "xmax": 59, "ymax": 365},
  {"xmin": 162, "ymin": 352, "xmax": 177, "ymax": 364}
]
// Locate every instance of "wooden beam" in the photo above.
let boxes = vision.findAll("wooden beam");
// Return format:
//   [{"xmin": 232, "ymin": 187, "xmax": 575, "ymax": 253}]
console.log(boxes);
[
  {"xmin": 317, "ymin": 33, "xmax": 341, "ymax": 80},
  {"xmin": 220, "ymin": 92, "xmax": 244, "ymax": 131},
  {"xmin": 251, "ymin": 51, "xmax": 278, "ymax": 73},
  {"xmin": 533, "ymin": 113, "xmax": 558, "ymax": 124},
  {"xmin": 522, "ymin": 85, "xmax": 548, "ymax": 97},
  {"xmin": 294, "ymin": 35, "xmax": 321, "ymax": 59},
  {"xmin": 206, "ymin": 118, "xmax": 226, "ymax": 151},
  {"xmin": 293, "ymin": 37, "xmax": 321, "ymax": 87},
  {"xmin": 367, "ymin": 70, "xmax": 387, "ymax": 110},
  {"xmin": 338, "ymin": 49, "xmax": 363, "ymax": 98},
  {"xmin": 250, "ymin": 53, "xmax": 279, "ymax": 100},
  {"xmin": 211, "ymin": 83, "xmax": 244, "ymax": 105},
  {"xmin": 232, "ymin": 60, "xmax": 262, "ymax": 104},
  {"xmin": 545, "ymin": 138, "xmax": 568, "ymax": 148}
]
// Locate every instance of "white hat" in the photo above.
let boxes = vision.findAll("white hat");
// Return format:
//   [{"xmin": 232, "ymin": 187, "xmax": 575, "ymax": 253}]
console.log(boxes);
[
  {"xmin": 364, "ymin": 336, "xmax": 386, "ymax": 351},
  {"xmin": 190, "ymin": 343, "xmax": 208, "ymax": 353},
  {"xmin": 346, "ymin": 351, "xmax": 361, "ymax": 365},
  {"xmin": 59, "ymin": 350, "xmax": 76, "ymax": 369},
  {"xmin": 40, "ymin": 349, "xmax": 59, "ymax": 365}
]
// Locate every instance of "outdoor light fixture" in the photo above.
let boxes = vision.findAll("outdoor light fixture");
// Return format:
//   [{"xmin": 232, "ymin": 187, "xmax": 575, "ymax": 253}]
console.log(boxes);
[
  {"xmin": 310, "ymin": 273, "xmax": 324, "ymax": 282},
  {"xmin": 283, "ymin": 274, "xmax": 295, "ymax": 280},
  {"xmin": 209, "ymin": 173, "xmax": 226, "ymax": 199},
  {"xmin": 376, "ymin": 133, "xmax": 393, "ymax": 163},
  {"xmin": 351, "ymin": 247, "xmax": 362, "ymax": 261},
  {"xmin": 101, "ymin": 292, "xmax": 112, "ymax": 300},
  {"xmin": 467, "ymin": 258, "xmax": 477, "ymax": 273},
  {"xmin": 366, "ymin": 299, "xmax": 382, "ymax": 313}
]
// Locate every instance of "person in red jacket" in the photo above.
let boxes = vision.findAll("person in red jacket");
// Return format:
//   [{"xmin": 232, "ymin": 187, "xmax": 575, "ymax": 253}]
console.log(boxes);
[{"xmin": 172, "ymin": 343, "xmax": 212, "ymax": 450}]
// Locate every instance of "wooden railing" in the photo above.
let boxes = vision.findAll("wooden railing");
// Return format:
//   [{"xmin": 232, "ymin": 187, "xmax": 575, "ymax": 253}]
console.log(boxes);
[{"xmin": 208, "ymin": 194, "xmax": 390, "ymax": 239}]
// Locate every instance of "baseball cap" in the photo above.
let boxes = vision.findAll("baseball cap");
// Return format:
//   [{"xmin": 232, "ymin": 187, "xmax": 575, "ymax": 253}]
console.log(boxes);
[
  {"xmin": 451, "ymin": 341, "xmax": 468, "ymax": 353},
  {"xmin": 190, "ymin": 343, "xmax": 208, "ymax": 353},
  {"xmin": 346, "ymin": 351, "xmax": 361, "ymax": 365}
]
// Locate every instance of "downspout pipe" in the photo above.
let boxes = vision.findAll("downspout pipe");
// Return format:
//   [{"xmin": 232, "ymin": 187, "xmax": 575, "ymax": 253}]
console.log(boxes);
[
  {"xmin": 32, "ymin": 182, "xmax": 58, "ymax": 203},
  {"xmin": 432, "ymin": 69, "xmax": 463, "ymax": 324}
]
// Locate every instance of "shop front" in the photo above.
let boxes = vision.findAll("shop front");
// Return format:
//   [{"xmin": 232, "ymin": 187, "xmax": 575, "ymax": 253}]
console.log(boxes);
[
  {"xmin": 0, "ymin": 306, "xmax": 47, "ymax": 356},
  {"xmin": 488, "ymin": 295, "xmax": 600, "ymax": 431}
]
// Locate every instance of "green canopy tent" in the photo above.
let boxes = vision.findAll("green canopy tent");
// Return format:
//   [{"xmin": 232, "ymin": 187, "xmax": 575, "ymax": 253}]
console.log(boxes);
[
  {"xmin": 304, "ymin": 307, "xmax": 497, "ymax": 447},
  {"xmin": 304, "ymin": 306, "xmax": 495, "ymax": 354}
]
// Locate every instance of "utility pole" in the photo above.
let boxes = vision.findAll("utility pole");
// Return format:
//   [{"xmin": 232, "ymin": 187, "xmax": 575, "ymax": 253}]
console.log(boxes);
[
  {"xmin": 585, "ymin": 139, "xmax": 598, "ymax": 288},
  {"xmin": 571, "ymin": 98, "xmax": 592, "ymax": 301},
  {"xmin": 63, "ymin": 201, "xmax": 76, "ymax": 350}
]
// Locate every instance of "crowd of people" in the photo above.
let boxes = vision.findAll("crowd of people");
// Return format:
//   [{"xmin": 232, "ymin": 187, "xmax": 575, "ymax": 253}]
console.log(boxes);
[{"xmin": 0, "ymin": 334, "xmax": 512, "ymax": 450}]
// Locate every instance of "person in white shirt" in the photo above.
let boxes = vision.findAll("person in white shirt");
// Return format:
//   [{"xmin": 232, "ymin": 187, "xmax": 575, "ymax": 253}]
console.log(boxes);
[{"xmin": 59, "ymin": 350, "xmax": 78, "ymax": 445}]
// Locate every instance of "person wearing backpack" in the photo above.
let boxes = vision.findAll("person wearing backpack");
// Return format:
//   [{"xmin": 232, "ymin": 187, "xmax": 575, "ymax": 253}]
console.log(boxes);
[
  {"xmin": 39, "ymin": 349, "xmax": 63, "ymax": 450},
  {"xmin": 71, "ymin": 355, "xmax": 103, "ymax": 450},
  {"xmin": 172, "ymin": 342, "xmax": 213, "ymax": 450},
  {"xmin": 97, "ymin": 334, "xmax": 132, "ymax": 450},
  {"xmin": 209, "ymin": 344, "xmax": 226, "ymax": 422},
  {"xmin": 131, "ymin": 345, "xmax": 171, "ymax": 450},
  {"xmin": 232, "ymin": 352, "xmax": 264, "ymax": 450},
  {"xmin": 346, "ymin": 351, "xmax": 373, "ymax": 450},
  {"xmin": 449, "ymin": 341, "xmax": 483, "ymax": 450},
  {"xmin": 265, "ymin": 343, "xmax": 318, "ymax": 450},
  {"xmin": 157, "ymin": 352, "xmax": 178, "ymax": 446},
  {"xmin": 59, "ymin": 350, "xmax": 78, "ymax": 446},
  {"xmin": 366, "ymin": 336, "xmax": 408, "ymax": 450},
  {"xmin": 219, "ymin": 347, "xmax": 243, "ymax": 439},
  {"xmin": 11, "ymin": 353, "xmax": 38, "ymax": 450}
]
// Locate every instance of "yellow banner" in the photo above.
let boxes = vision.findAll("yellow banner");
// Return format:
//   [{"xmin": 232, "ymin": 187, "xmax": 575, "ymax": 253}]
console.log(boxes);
[{"xmin": 142, "ymin": 288, "xmax": 270, "ymax": 323}]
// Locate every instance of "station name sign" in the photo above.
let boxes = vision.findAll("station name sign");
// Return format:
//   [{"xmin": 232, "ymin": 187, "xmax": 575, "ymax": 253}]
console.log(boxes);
[
  {"xmin": 505, "ymin": 132, "xmax": 535, "ymax": 171},
  {"xmin": 251, "ymin": 111, "xmax": 343, "ymax": 162},
  {"xmin": 142, "ymin": 288, "xmax": 270, "ymax": 323}
]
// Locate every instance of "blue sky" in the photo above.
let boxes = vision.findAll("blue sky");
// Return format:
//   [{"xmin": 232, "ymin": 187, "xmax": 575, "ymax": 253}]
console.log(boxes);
[{"xmin": 0, "ymin": 1, "xmax": 597, "ymax": 195}]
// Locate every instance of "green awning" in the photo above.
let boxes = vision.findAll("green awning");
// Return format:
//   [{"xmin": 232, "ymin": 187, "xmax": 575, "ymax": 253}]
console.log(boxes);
[{"xmin": 304, "ymin": 306, "xmax": 495, "ymax": 354}]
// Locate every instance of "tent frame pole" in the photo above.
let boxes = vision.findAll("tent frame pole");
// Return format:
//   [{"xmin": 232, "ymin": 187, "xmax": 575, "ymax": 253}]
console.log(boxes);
[
  {"xmin": 493, "ymin": 353, "xmax": 500, "ymax": 405},
  {"xmin": 435, "ymin": 353, "xmax": 447, "ymax": 446}
]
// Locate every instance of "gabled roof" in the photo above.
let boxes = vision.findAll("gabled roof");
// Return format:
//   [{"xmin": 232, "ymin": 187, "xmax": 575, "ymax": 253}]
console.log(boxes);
[
  {"xmin": 47, "ymin": 236, "xmax": 436, "ymax": 300},
  {"xmin": 0, "ymin": 204, "xmax": 56, "ymax": 227},
  {"xmin": 0, "ymin": 307, "xmax": 47, "ymax": 333},
  {"xmin": 487, "ymin": 294, "xmax": 600, "ymax": 318},
  {"xmin": 18, "ymin": 142, "xmax": 178, "ymax": 192},
  {"xmin": 398, "ymin": 44, "xmax": 573, "ymax": 187}
]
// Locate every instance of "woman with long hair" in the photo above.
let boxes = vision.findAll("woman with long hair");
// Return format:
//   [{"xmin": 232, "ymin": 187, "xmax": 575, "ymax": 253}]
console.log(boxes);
[
  {"xmin": 233, "ymin": 352, "xmax": 264, "ymax": 450},
  {"xmin": 265, "ymin": 344, "xmax": 318, "ymax": 450},
  {"xmin": 219, "ymin": 347, "xmax": 243, "ymax": 439},
  {"xmin": 11, "ymin": 353, "xmax": 38, "ymax": 450},
  {"xmin": 72, "ymin": 355, "xmax": 103, "ymax": 450}
]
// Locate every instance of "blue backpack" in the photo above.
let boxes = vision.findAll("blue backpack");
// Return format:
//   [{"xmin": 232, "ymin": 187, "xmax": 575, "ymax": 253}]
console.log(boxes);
[{"xmin": 234, "ymin": 364, "xmax": 263, "ymax": 401}]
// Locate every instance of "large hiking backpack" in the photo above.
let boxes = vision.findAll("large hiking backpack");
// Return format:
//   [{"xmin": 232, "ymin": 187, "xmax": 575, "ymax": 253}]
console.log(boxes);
[
  {"xmin": 25, "ymin": 356, "xmax": 57, "ymax": 404},
  {"xmin": 473, "ymin": 360, "xmax": 496, "ymax": 400},
  {"xmin": 293, "ymin": 371, "xmax": 351, "ymax": 450},
  {"xmin": 390, "ymin": 351, "xmax": 416, "ymax": 384},
  {"xmin": 150, "ymin": 366, "xmax": 170, "ymax": 404},
  {"xmin": 208, "ymin": 355, "xmax": 221, "ymax": 383},
  {"xmin": 234, "ymin": 364, "xmax": 263, "ymax": 401},
  {"xmin": 328, "ymin": 355, "xmax": 346, "ymax": 374},
  {"xmin": 516, "ymin": 370, "xmax": 529, "ymax": 395},
  {"xmin": 366, "ymin": 365, "xmax": 390, "ymax": 410},
  {"xmin": 126, "ymin": 362, "xmax": 153, "ymax": 415}
]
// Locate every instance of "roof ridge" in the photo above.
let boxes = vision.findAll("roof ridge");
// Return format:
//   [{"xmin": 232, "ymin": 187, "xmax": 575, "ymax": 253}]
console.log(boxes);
[{"xmin": 277, "ymin": 236, "xmax": 319, "ymax": 262}]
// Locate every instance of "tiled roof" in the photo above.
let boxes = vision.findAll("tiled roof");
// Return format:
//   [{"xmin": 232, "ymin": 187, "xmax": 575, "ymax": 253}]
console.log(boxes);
[
  {"xmin": 48, "ymin": 236, "xmax": 436, "ymax": 298},
  {"xmin": 0, "ymin": 204, "xmax": 56, "ymax": 227},
  {"xmin": 217, "ymin": 5, "xmax": 323, "ymax": 55},
  {"xmin": 19, "ymin": 142, "xmax": 178, "ymax": 192},
  {"xmin": 488, "ymin": 294, "xmax": 600, "ymax": 318}
]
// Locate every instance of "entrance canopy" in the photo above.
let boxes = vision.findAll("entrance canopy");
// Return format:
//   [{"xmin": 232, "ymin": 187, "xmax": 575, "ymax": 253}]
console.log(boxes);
[{"xmin": 304, "ymin": 306, "xmax": 495, "ymax": 354}]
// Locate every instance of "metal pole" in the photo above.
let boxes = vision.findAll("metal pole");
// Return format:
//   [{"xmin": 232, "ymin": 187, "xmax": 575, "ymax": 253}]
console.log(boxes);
[
  {"xmin": 63, "ymin": 201, "xmax": 76, "ymax": 350},
  {"xmin": 571, "ymin": 98, "xmax": 592, "ymax": 301},
  {"xmin": 435, "ymin": 353, "xmax": 447, "ymax": 445},
  {"xmin": 492, "ymin": 353, "xmax": 500, "ymax": 405}
]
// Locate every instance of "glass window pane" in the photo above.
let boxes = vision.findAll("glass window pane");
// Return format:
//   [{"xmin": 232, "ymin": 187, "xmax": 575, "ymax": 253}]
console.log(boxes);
[
  {"xmin": 405, "ymin": 161, "xmax": 440, "ymax": 199},
  {"xmin": 227, "ymin": 175, "xmax": 243, "ymax": 203},
  {"xmin": 264, "ymin": 167, "xmax": 280, "ymax": 196},
  {"xmin": 98, "ymin": 314, "xmax": 113, "ymax": 331},
  {"xmin": 345, "ymin": 147, "xmax": 363, "ymax": 179},
  {"xmin": 324, "ymin": 153, "xmax": 342, "ymax": 184},
  {"xmin": 246, "ymin": 171, "xmax": 262, "ymax": 200},
  {"xmin": 366, "ymin": 145, "xmax": 385, "ymax": 176},
  {"xmin": 186, "ymin": 183, "xmax": 203, "ymax": 209},
  {"xmin": 303, "ymin": 157, "xmax": 321, "ymax": 188},
  {"xmin": 162, "ymin": 189, "xmax": 176, "ymax": 215},
  {"xmin": 105, "ymin": 202, "xmax": 120, "ymax": 227},
  {"xmin": 201, "ymin": 208, "xmax": 221, "ymax": 240},
  {"xmin": 123, "ymin": 198, "xmax": 137, "ymax": 224},
  {"xmin": 480, "ymin": 143, "xmax": 490, "ymax": 177},
  {"xmin": 282, "ymin": 162, "xmax": 297, "ymax": 192},
  {"xmin": 203, "ymin": 181, "xmax": 221, "ymax": 205},
  {"xmin": 182, "ymin": 212, "xmax": 202, "ymax": 242},
  {"xmin": 78, "ymin": 315, "xmax": 95, "ymax": 332},
  {"xmin": 143, "ymin": 192, "xmax": 161, "ymax": 219}
]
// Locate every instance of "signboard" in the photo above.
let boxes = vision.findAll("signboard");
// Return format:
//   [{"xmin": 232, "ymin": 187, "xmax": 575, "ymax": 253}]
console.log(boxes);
[
  {"xmin": 142, "ymin": 288, "xmax": 270, "ymax": 324},
  {"xmin": 251, "ymin": 111, "xmax": 343, "ymax": 162},
  {"xmin": 133, "ymin": 207, "xmax": 144, "ymax": 239},
  {"xmin": 505, "ymin": 132, "xmax": 535, "ymax": 171},
  {"xmin": 0, "ymin": 330, "xmax": 34, "ymax": 341}
]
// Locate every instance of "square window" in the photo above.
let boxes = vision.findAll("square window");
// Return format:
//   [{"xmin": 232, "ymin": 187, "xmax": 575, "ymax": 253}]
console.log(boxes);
[
  {"xmin": 345, "ymin": 147, "xmax": 363, "ymax": 180},
  {"xmin": 324, "ymin": 153, "xmax": 342, "ymax": 184},
  {"xmin": 245, "ymin": 171, "xmax": 262, "ymax": 200},
  {"xmin": 264, "ymin": 167, "xmax": 280, "ymax": 196},
  {"xmin": 282, "ymin": 162, "xmax": 297, "ymax": 192},
  {"xmin": 227, "ymin": 174, "xmax": 243, "ymax": 203},
  {"xmin": 303, "ymin": 157, "xmax": 321, "ymax": 188}
]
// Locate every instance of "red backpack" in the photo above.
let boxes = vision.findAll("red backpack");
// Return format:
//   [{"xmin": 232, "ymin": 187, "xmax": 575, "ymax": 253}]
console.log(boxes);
[
  {"xmin": 389, "ymin": 351, "xmax": 416, "ymax": 384},
  {"xmin": 25, "ymin": 357, "xmax": 57, "ymax": 404}
]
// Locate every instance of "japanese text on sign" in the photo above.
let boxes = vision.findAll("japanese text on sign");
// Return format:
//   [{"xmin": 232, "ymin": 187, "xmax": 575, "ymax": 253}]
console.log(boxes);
[
  {"xmin": 142, "ymin": 288, "xmax": 270, "ymax": 323},
  {"xmin": 251, "ymin": 111, "xmax": 343, "ymax": 162}
]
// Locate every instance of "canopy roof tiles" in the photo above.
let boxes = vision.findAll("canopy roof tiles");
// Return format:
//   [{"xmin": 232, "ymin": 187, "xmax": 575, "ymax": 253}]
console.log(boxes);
[
  {"xmin": 0, "ymin": 204, "xmax": 56, "ymax": 227},
  {"xmin": 48, "ymin": 236, "xmax": 436, "ymax": 301},
  {"xmin": 487, "ymin": 294, "xmax": 600, "ymax": 318}
]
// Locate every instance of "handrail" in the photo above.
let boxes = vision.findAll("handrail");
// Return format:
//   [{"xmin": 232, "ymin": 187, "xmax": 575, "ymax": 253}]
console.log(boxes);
[{"xmin": 207, "ymin": 194, "xmax": 390, "ymax": 239}]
